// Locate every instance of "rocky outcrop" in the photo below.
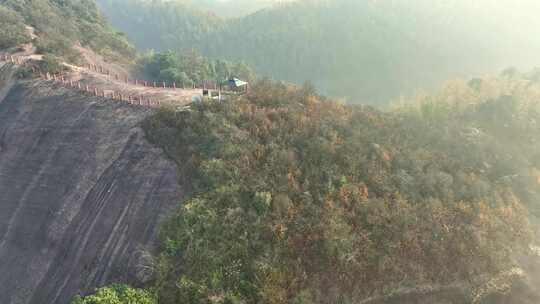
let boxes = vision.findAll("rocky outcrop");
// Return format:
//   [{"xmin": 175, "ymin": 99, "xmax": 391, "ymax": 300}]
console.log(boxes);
[{"xmin": 0, "ymin": 64, "xmax": 184, "ymax": 304}]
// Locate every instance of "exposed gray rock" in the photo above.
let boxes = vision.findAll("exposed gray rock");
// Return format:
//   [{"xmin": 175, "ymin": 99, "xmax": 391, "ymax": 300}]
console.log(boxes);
[{"xmin": 0, "ymin": 73, "xmax": 183, "ymax": 304}]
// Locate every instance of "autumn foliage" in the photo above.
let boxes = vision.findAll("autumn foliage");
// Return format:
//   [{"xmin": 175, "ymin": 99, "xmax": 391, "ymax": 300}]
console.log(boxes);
[{"xmin": 143, "ymin": 72, "xmax": 540, "ymax": 303}]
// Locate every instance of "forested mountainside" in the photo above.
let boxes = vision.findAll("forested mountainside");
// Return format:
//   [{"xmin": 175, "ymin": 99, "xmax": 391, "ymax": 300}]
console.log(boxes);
[
  {"xmin": 96, "ymin": 0, "xmax": 221, "ymax": 54},
  {"xmin": 0, "ymin": 0, "xmax": 134, "ymax": 63},
  {"xmin": 96, "ymin": 0, "xmax": 540, "ymax": 104},
  {"xmin": 193, "ymin": 0, "xmax": 295, "ymax": 18},
  {"xmin": 2, "ymin": 0, "xmax": 540, "ymax": 303},
  {"xmin": 76, "ymin": 69, "xmax": 540, "ymax": 303}
]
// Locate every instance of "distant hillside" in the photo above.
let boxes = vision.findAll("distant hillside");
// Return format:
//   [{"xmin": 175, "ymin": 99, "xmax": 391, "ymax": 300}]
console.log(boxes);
[
  {"xmin": 193, "ymin": 0, "xmax": 297, "ymax": 18},
  {"xmin": 96, "ymin": 0, "xmax": 223, "ymax": 51},
  {"xmin": 96, "ymin": 0, "xmax": 540, "ymax": 104}
]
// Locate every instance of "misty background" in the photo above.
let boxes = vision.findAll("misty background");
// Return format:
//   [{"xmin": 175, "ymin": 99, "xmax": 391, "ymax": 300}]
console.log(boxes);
[{"xmin": 96, "ymin": 0, "xmax": 540, "ymax": 104}]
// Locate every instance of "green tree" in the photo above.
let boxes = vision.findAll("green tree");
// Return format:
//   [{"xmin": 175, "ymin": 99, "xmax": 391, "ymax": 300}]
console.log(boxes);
[
  {"xmin": 137, "ymin": 49, "xmax": 254, "ymax": 86},
  {"xmin": 71, "ymin": 284, "xmax": 155, "ymax": 304},
  {"xmin": 0, "ymin": 6, "xmax": 30, "ymax": 49}
]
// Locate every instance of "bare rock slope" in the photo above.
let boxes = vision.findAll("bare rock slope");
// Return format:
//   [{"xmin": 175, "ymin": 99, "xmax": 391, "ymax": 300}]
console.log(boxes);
[{"xmin": 0, "ymin": 63, "xmax": 183, "ymax": 304}]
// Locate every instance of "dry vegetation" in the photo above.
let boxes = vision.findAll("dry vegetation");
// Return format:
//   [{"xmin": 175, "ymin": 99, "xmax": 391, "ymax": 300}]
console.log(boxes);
[{"xmin": 136, "ymin": 69, "xmax": 540, "ymax": 303}]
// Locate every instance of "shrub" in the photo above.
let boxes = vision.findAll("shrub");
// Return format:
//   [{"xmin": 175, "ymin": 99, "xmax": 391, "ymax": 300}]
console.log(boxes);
[
  {"xmin": 0, "ymin": 6, "xmax": 31, "ymax": 50},
  {"xmin": 36, "ymin": 36, "xmax": 81, "ymax": 63},
  {"xmin": 71, "ymin": 284, "xmax": 156, "ymax": 304},
  {"xmin": 143, "ymin": 77, "xmax": 535, "ymax": 304},
  {"xmin": 38, "ymin": 54, "xmax": 65, "ymax": 74},
  {"xmin": 15, "ymin": 66, "xmax": 34, "ymax": 79}
]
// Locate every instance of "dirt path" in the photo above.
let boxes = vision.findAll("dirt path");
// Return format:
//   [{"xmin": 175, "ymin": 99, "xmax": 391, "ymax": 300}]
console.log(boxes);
[
  {"xmin": 3, "ymin": 33, "xmax": 207, "ymax": 106},
  {"xmin": 64, "ymin": 63, "xmax": 203, "ymax": 105}
]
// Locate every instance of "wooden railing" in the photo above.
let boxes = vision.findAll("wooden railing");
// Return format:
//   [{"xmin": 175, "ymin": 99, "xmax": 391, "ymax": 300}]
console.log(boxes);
[
  {"xmin": 0, "ymin": 54, "xmax": 162, "ymax": 107},
  {"xmin": 82, "ymin": 63, "xmax": 219, "ymax": 90}
]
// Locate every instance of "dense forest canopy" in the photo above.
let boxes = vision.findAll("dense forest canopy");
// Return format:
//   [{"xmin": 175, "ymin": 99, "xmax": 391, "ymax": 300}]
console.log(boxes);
[
  {"xmin": 96, "ymin": 0, "xmax": 540, "ymax": 104},
  {"xmin": 132, "ymin": 68, "xmax": 540, "ymax": 303},
  {"xmin": 96, "ymin": 0, "xmax": 223, "ymax": 53}
]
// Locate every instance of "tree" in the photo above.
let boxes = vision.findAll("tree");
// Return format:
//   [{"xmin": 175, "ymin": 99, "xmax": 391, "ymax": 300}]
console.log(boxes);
[
  {"xmin": 0, "ymin": 6, "xmax": 30, "ymax": 49},
  {"xmin": 1, "ymin": 0, "xmax": 135, "ymax": 62},
  {"xmin": 137, "ymin": 49, "xmax": 255, "ymax": 85},
  {"xmin": 71, "ymin": 284, "xmax": 155, "ymax": 304}
]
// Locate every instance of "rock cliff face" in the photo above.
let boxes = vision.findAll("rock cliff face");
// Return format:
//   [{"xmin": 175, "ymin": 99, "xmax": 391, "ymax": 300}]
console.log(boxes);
[{"xmin": 0, "ymin": 63, "xmax": 183, "ymax": 304}]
